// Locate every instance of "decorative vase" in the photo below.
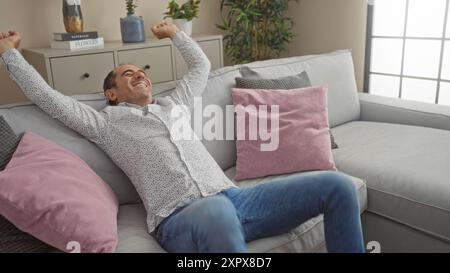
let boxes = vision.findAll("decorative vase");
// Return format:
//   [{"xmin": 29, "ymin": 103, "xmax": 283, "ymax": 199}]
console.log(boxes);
[
  {"xmin": 120, "ymin": 14, "xmax": 146, "ymax": 43},
  {"xmin": 63, "ymin": 0, "xmax": 83, "ymax": 33},
  {"xmin": 173, "ymin": 19, "xmax": 192, "ymax": 36}
]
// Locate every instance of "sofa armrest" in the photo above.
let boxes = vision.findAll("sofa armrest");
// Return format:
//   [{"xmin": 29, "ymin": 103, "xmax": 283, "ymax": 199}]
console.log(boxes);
[{"xmin": 359, "ymin": 93, "xmax": 450, "ymax": 131}]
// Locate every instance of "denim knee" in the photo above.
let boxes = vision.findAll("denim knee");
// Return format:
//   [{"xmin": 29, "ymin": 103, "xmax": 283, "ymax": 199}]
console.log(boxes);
[
  {"xmin": 333, "ymin": 173, "xmax": 358, "ymax": 195},
  {"xmin": 192, "ymin": 195, "xmax": 241, "ymax": 232},
  {"xmin": 319, "ymin": 171, "xmax": 359, "ymax": 204},
  {"xmin": 190, "ymin": 195, "xmax": 246, "ymax": 252},
  {"xmin": 156, "ymin": 194, "xmax": 246, "ymax": 253}
]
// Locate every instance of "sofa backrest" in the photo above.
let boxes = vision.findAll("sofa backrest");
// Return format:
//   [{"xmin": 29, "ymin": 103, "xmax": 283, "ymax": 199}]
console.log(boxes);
[
  {"xmin": 242, "ymin": 50, "xmax": 361, "ymax": 127},
  {"xmin": 0, "ymin": 50, "xmax": 360, "ymax": 202},
  {"xmin": 171, "ymin": 49, "xmax": 361, "ymax": 170}
]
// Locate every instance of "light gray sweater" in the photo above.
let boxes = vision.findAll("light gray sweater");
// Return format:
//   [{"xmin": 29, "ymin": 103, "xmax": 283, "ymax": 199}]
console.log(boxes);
[{"xmin": 1, "ymin": 31, "xmax": 236, "ymax": 233}]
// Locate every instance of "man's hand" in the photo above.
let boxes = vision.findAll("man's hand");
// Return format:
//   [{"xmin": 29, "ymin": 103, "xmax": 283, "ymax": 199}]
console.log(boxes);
[
  {"xmin": 0, "ymin": 31, "xmax": 21, "ymax": 56},
  {"xmin": 151, "ymin": 21, "xmax": 180, "ymax": 40}
]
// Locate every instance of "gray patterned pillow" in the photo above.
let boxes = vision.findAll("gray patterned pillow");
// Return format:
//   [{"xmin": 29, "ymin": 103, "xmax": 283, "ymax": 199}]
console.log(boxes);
[
  {"xmin": 0, "ymin": 116, "xmax": 21, "ymax": 171},
  {"xmin": 236, "ymin": 67, "xmax": 338, "ymax": 149},
  {"xmin": 236, "ymin": 67, "xmax": 312, "ymax": 90},
  {"xmin": 0, "ymin": 116, "xmax": 55, "ymax": 253}
]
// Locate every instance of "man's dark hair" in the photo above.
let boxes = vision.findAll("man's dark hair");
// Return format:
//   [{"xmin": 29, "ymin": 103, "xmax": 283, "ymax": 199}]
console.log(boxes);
[{"xmin": 103, "ymin": 70, "xmax": 118, "ymax": 105}]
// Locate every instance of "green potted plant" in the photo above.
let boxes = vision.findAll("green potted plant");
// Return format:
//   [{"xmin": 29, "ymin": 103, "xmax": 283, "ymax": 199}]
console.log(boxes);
[
  {"xmin": 120, "ymin": 0, "xmax": 145, "ymax": 43},
  {"xmin": 217, "ymin": 0, "xmax": 298, "ymax": 64},
  {"xmin": 164, "ymin": 0, "xmax": 201, "ymax": 36}
]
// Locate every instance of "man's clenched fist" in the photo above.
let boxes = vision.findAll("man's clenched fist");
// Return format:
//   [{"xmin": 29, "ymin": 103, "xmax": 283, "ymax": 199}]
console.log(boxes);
[
  {"xmin": 0, "ymin": 31, "xmax": 21, "ymax": 56},
  {"xmin": 151, "ymin": 21, "xmax": 180, "ymax": 40}
]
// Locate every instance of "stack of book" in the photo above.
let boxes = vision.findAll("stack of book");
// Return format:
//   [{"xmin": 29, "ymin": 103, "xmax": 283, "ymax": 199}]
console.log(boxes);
[{"xmin": 51, "ymin": 31, "xmax": 104, "ymax": 51}]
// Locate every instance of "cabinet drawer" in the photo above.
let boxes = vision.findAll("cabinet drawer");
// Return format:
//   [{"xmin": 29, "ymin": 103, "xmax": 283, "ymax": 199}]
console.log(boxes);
[
  {"xmin": 118, "ymin": 46, "xmax": 174, "ymax": 84},
  {"xmin": 50, "ymin": 52, "xmax": 115, "ymax": 95},
  {"xmin": 175, "ymin": 39, "xmax": 222, "ymax": 80}
]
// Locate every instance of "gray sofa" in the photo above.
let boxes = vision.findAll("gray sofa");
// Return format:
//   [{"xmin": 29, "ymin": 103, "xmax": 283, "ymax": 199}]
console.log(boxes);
[{"xmin": 1, "ymin": 50, "xmax": 449, "ymax": 253}]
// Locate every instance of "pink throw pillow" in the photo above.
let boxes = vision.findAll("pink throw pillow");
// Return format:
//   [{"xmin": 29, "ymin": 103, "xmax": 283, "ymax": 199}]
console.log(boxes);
[
  {"xmin": 232, "ymin": 86, "xmax": 336, "ymax": 181},
  {"xmin": 0, "ymin": 132, "xmax": 119, "ymax": 253}
]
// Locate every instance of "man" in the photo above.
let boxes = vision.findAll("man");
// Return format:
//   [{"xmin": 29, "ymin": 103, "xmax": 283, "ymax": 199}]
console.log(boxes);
[{"xmin": 0, "ymin": 21, "xmax": 365, "ymax": 253}]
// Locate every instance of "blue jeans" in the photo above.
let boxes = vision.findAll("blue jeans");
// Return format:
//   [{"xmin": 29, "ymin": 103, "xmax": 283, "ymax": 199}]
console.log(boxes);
[{"xmin": 154, "ymin": 171, "xmax": 365, "ymax": 253}]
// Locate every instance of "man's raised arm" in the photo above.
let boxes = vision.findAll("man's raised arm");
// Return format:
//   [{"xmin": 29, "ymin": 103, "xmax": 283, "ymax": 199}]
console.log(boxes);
[
  {"xmin": 0, "ymin": 31, "xmax": 107, "ymax": 143},
  {"xmin": 152, "ymin": 22, "xmax": 211, "ymax": 109}
]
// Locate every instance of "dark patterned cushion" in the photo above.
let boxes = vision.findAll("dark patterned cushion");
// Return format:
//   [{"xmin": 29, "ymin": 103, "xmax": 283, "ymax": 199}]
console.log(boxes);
[
  {"xmin": 0, "ymin": 217, "xmax": 55, "ymax": 253},
  {"xmin": 0, "ymin": 116, "xmax": 20, "ymax": 171},
  {"xmin": 0, "ymin": 116, "xmax": 54, "ymax": 253},
  {"xmin": 236, "ymin": 67, "xmax": 338, "ymax": 149},
  {"xmin": 330, "ymin": 131, "xmax": 338, "ymax": 149}
]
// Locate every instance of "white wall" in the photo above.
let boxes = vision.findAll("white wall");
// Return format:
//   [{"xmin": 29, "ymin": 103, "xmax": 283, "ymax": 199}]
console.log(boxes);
[{"xmin": 285, "ymin": 0, "xmax": 368, "ymax": 91}]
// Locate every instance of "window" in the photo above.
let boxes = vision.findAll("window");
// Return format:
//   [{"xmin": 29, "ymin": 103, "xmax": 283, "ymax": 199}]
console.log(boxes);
[{"xmin": 365, "ymin": 0, "xmax": 450, "ymax": 106}]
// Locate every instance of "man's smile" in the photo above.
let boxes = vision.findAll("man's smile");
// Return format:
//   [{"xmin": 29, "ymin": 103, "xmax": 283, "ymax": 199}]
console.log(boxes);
[{"xmin": 132, "ymin": 79, "xmax": 150, "ymax": 88}]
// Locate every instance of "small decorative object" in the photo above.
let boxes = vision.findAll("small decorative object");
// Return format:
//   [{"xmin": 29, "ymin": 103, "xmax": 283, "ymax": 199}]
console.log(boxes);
[
  {"xmin": 63, "ymin": 0, "xmax": 83, "ymax": 33},
  {"xmin": 164, "ymin": 0, "xmax": 201, "ymax": 36},
  {"xmin": 120, "ymin": 0, "xmax": 146, "ymax": 43}
]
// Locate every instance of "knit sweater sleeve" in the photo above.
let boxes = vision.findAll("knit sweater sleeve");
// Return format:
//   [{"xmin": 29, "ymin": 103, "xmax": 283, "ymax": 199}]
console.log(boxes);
[{"xmin": 1, "ymin": 49, "xmax": 107, "ymax": 143}]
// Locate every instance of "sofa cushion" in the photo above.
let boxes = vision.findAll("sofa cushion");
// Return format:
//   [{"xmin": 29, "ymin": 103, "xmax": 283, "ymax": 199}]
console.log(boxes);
[
  {"xmin": 236, "ymin": 68, "xmax": 312, "ymax": 89},
  {"xmin": 331, "ymin": 121, "xmax": 450, "ymax": 242},
  {"xmin": 0, "ymin": 96, "xmax": 141, "ymax": 205},
  {"xmin": 116, "ymin": 168, "xmax": 367, "ymax": 253},
  {"xmin": 116, "ymin": 204, "xmax": 166, "ymax": 253},
  {"xmin": 232, "ymin": 86, "xmax": 336, "ymax": 180},
  {"xmin": 224, "ymin": 167, "xmax": 367, "ymax": 253},
  {"xmin": 116, "ymin": 203, "xmax": 327, "ymax": 253},
  {"xmin": 0, "ymin": 116, "xmax": 20, "ymax": 171},
  {"xmin": 224, "ymin": 167, "xmax": 367, "ymax": 210}
]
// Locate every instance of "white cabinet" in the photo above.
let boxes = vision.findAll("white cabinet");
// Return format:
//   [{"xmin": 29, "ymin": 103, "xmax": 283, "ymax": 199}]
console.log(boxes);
[
  {"xmin": 50, "ymin": 52, "xmax": 115, "ymax": 95},
  {"xmin": 22, "ymin": 35, "xmax": 223, "ymax": 96},
  {"xmin": 118, "ymin": 45, "xmax": 174, "ymax": 84}
]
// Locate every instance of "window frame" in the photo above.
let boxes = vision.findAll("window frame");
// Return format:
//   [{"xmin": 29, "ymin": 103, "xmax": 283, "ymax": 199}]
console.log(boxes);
[{"xmin": 364, "ymin": 0, "xmax": 450, "ymax": 105}]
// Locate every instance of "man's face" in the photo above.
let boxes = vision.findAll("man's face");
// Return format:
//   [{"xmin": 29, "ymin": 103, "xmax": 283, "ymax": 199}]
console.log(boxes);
[{"xmin": 106, "ymin": 64, "xmax": 153, "ymax": 105}]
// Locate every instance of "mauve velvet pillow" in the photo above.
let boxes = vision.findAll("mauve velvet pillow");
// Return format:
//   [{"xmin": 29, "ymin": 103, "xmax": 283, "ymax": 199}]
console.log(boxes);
[
  {"xmin": 232, "ymin": 86, "xmax": 337, "ymax": 181},
  {"xmin": 236, "ymin": 67, "xmax": 338, "ymax": 149},
  {"xmin": 0, "ymin": 132, "xmax": 119, "ymax": 253}
]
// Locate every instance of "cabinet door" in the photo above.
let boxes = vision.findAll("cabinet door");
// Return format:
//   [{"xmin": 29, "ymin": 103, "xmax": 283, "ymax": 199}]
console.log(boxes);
[
  {"xmin": 118, "ymin": 45, "xmax": 174, "ymax": 84},
  {"xmin": 175, "ymin": 39, "xmax": 223, "ymax": 80},
  {"xmin": 50, "ymin": 52, "xmax": 115, "ymax": 95}
]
